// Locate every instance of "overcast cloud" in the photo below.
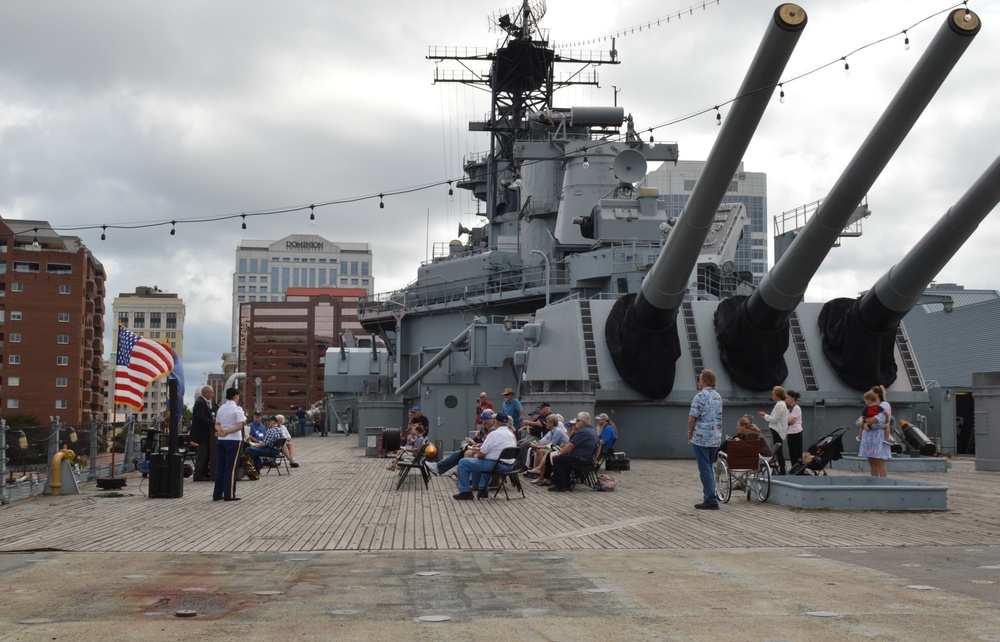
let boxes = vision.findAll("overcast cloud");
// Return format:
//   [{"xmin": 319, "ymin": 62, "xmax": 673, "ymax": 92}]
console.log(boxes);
[{"xmin": 2, "ymin": 0, "xmax": 997, "ymax": 400}]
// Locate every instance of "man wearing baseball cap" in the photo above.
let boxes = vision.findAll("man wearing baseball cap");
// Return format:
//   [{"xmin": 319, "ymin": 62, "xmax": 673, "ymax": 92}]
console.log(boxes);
[
  {"xmin": 428, "ymin": 411, "xmax": 496, "ymax": 477},
  {"xmin": 409, "ymin": 405, "xmax": 429, "ymax": 432}
]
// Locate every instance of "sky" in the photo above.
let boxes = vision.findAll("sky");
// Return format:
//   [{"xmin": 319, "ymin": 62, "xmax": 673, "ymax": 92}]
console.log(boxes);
[{"xmin": 1, "ymin": 0, "xmax": 997, "ymax": 401}]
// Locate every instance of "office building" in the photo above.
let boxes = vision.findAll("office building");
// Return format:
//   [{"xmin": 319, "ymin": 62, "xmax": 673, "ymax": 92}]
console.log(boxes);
[
  {"xmin": 230, "ymin": 234, "xmax": 374, "ymax": 353},
  {"xmin": 642, "ymin": 160, "xmax": 768, "ymax": 286},
  {"xmin": 239, "ymin": 287, "xmax": 369, "ymax": 414}
]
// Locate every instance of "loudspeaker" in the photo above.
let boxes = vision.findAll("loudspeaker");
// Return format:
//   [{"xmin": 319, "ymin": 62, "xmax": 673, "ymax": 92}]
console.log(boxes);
[{"xmin": 458, "ymin": 223, "xmax": 472, "ymax": 237}]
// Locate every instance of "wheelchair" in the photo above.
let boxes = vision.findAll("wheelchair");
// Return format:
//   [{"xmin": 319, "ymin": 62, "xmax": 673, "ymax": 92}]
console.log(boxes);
[{"xmin": 712, "ymin": 440, "xmax": 771, "ymax": 503}]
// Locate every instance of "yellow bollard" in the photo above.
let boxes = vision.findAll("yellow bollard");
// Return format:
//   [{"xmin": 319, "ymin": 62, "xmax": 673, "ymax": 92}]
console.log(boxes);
[{"xmin": 48, "ymin": 445, "xmax": 76, "ymax": 497}]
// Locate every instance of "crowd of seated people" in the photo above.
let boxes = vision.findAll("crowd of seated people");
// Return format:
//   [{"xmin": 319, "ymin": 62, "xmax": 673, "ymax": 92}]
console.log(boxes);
[{"xmin": 395, "ymin": 392, "xmax": 620, "ymax": 497}]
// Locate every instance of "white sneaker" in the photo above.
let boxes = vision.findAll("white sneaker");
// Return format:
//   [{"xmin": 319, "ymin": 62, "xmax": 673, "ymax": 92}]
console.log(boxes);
[{"xmin": 426, "ymin": 462, "xmax": 440, "ymax": 476}]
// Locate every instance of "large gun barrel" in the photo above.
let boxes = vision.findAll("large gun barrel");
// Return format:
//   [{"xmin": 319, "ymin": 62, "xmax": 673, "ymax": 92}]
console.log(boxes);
[
  {"xmin": 716, "ymin": 8, "xmax": 981, "ymax": 390},
  {"xmin": 819, "ymin": 155, "xmax": 1000, "ymax": 389},
  {"xmin": 605, "ymin": 4, "xmax": 807, "ymax": 399}
]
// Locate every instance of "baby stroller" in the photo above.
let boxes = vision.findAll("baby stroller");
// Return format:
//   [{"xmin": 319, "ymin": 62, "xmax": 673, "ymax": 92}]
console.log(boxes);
[{"xmin": 788, "ymin": 426, "xmax": 848, "ymax": 476}]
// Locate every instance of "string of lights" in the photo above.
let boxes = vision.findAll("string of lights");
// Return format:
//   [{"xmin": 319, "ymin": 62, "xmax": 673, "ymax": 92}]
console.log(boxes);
[
  {"xmin": 553, "ymin": 0, "xmax": 721, "ymax": 49},
  {"xmin": 30, "ymin": 1, "xmax": 971, "ymax": 240}
]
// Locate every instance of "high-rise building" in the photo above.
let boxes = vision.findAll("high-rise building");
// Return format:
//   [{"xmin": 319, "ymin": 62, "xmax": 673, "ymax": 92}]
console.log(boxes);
[
  {"xmin": 231, "ymin": 234, "xmax": 374, "ymax": 353},
  {"xmin": 0, "ymin": 218, "xmax": 107, "ymax": 425},
  {"xmin": 105, "ymin": 286, "xmax": 185, "ymax": 422},
  {"xmin": 641, "ymin": 161, "xmax": 768, "ymax": 286}
]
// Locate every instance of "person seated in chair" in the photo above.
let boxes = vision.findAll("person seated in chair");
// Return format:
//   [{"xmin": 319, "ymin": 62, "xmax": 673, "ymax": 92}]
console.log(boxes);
[
  {"xmin": 720, "ymin": 416, "xmax": 772, "ymax": 457},
  {"xmin": 525, "ymin": 414, "xmax": 567, "ymax": 484},
  {"xmin": 247, "ymin": 412, "xmax": 267, "ymax": 442},
  {"xmin": 453, "ymin": 411, "xmax": 517, "ymax": 500},
  {"xmin": 427, "ymin": 411, "xmax": 496, "ymax": 477},
  {"xmin": 387, "ymin": 424, "xmax": 427, "ymax": 471},
  {"xmin": 595, "ymin": 413, "xmax": 618, "ymax": 458},
  {"xmin": 274, "ymin": 414, "xmax": 301, "ymax": 467},
  {"xmin": 548, "ymin": 412, "xmax": 599, "ymax": 492},
  {"xmin": 245, "ymin": 416, "xmax": 284, "ymax": 472}
]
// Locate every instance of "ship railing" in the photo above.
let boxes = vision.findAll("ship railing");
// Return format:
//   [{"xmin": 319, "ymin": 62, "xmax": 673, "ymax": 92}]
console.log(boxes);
[{"xmin": 358, "ymin": 262, "xmax": 570, "ymax": 318}]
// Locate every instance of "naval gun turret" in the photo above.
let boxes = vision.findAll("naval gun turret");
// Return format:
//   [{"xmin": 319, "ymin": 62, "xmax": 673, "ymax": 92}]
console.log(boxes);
[
  {"xmin": 605, "ymin": 4, "xmax": 807, "ymax": 398},
  {"xmin": 715, "ymin": 8, "xmax": 982, "ymax": 391},
  {"xmin": 819, "ymin": 155, "xmax": 1000, "ymax": 390}
]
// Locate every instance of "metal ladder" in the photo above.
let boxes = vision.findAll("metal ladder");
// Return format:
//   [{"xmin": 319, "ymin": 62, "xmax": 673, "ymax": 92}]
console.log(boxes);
[
  {"xmin": 895, "ymin": 324, "xmax": 925, "ymax": 391},
  {"xmin": 579, "ymin": 300, "xmax": 601, "ymax": 387},
  {"xmin": 789, "ymin": 312, "xmax": 819, "ymax": 391},
  {"xmin": 681, "ymin": 302, "xmax": 704, "ymax": 385}
]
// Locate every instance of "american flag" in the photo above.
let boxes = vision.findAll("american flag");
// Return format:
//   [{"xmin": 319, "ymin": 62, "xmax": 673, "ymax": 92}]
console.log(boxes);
[{"xmin": 115, "ymin": 324, "xmax": 175, "ymax": 411}]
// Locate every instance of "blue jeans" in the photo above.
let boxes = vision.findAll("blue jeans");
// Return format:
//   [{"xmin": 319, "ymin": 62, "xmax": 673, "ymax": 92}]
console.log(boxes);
[
  {"xmin": 245, "ymin": 445, "xmax": 279, "ymax": 471},
  {"xmin": 693, "ymin": 444, "xmax": 719, "ymax": 505},
  {"xmin": 456, "ymin": 457, "xmax": 510, "ymax": 493},
  {"xmin": 436, "ymin": 449, "xmax": 466, "ymax": 474}
]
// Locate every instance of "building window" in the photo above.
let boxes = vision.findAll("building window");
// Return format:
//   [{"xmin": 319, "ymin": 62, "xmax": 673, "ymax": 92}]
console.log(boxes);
[
  {"xmin": 8, "ymin": 376, "xmax": 19, "ymax": 387},
  {"xmin": 58, "ymin": 312, "xmax": 70, "ymax": 323},
  {"xmin": 47, "ymin": 263, "xmax": 73, "ymax": 274},
  {"xmin": 56, "ymin": 377, "xmax": 68, "ymax": 387},
  {"xmin": 150, "ymin": 312, "xmax": 161, "ymax": 328},
  {"xmin": 250, "ymin": 259, "xmax": 258, "ymax": 272},
  {"xmin": 239, "ymin": 258, "xmax": 247, "ymax": 272},
  {"xmin": 13, "ymin": 262, "xmax": 40, "ymax": 273},
  {"xmin": 57, "ymin": 356, "xmax": 68, "ymax": 366},
  {"xmin": 8, "ymin": 355, "xmax": 19, "ymax": 364},
  {"xmin": 237, "ymin": 286, "xmax": 246, "ymax": 293},
  {"xmin": 59, "ymin": 284, "xmax": 71, "ymax": 294},
  {"xmin": 55, "ymin": 400, "xmax": 68, "ymax": 409},
  {"xmin": 238, "ymin": 275, "xmax": 246, "ymax": 283},
  {"xmin": 0, "ymin": 261, "xmax": 5, "ymax": 273},
  {"xmin": 362, "ymin": 262, "xmax": 370, "ymax": 276},
  {"xmin": 132, "ymin": 312, "xmax": 144, "ymax": 328},
  {"xmin": 351, "ymin": 278, "xmax": 359, "ymax": 286},
  {"xmin": 11, "ymin": 311, "xmax": 22, "ymax": 321},
  {"xmin": 6, "ymin": 399, "xmax": 17, "ymax": 409},
  {"xmin": 11, "ymin": 282, "xmax": 22, "ymax": 292},
  {"xmin": 166, "ymin": 312, "xmax": 177, "ymax": 329},
  {"xmin": 118, "ymin": 311, "xmax": 129, "ymax": 325},
  {"xmin": 9, "ymin": 333, "xmax": 20, "ymax": 342},
  {"xmin": 57, "ymin": 334, "xmax": 69, "ymax": 344}
]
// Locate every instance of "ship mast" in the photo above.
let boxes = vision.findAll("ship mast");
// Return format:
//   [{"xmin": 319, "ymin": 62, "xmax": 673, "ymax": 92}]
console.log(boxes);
[{"xmin": 428, "ymin": 0, "xmax": 618, "ymax": 235}]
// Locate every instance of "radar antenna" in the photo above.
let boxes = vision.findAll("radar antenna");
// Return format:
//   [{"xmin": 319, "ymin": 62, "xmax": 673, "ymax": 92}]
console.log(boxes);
[{"xmin": 488, "ymin": 0, "xmax": 547, "ymax": 37}]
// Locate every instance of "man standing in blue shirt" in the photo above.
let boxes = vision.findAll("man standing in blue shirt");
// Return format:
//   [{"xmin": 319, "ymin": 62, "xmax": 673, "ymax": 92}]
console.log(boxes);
[
  {"xmin": 688, "ymin": 369, "xmax": 723, "ymax": 510},
  {"xmin": 501, "ymin": 388, "xmax": 522, "ymax": 432}
]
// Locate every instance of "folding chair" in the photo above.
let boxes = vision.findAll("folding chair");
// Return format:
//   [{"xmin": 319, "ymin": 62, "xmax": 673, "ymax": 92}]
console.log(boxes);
[
  {"xmin": 568, "ymin": 443, "xmax": 603, "ymax": 490},
  {"xmin": 395, "ymin": 443, "xmax": 431, "ymax": 491},
  {"xmin": 260, "ymin": 438, "xmax": 290, "ymax": 476},
  {"xmin": 485, "ymin": 446, "xmax": 525, "ymax": 500}
]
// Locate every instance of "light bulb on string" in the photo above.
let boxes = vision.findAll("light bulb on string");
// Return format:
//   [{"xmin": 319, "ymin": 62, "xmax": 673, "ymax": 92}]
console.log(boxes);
[
  {"xmin": 649, "ymin": 132, "xmax": 654, "ymax": 143},
  {"xmin": 843, "ymin": 59, "xmax": 850, "ymax": 76},
  {"xmin": 903, "ymin": 31, "xmax": 910, "ymax": 50},
  {"xmin": 379, "ymin": 194, "xmax": 385, "ymax": 209},
  {"xmin": 779, "ymin": 84, "xmax": 785, "ymax": 104},
  {"xmin": 241, "ymin": 214, "xmax": 247, "ymax": 230},
  {"xmin": 964, "ymin": 9, "xmax": 972, "ymax": 22},
  {"xmin": 68, "ymin": 427, "xmax": 78, "ymax": 443},
  {"xmin": 309, "ymin": 204, "xmax": 315, "ymax": 223},
  {"xmin": 100, "ymin": 225, "xmax": 107, "ymax": 241},
  {"xmin": 17, "ymin": 430, "xmax": 27, "ymax": 449},
  {"xmin": 447, "ymin": 181, "xmax": 454, "ymax": 202},
  {"xmin": 715, "ymin": 107, "xmax": 721, "ymax": 126},
  {"xmin": 582, "ymin": 155, "xmax": 590, "ymax": 169},
  {"xmin": 170, "ymin": 221, "xmax": 176, "ymax": 236}
]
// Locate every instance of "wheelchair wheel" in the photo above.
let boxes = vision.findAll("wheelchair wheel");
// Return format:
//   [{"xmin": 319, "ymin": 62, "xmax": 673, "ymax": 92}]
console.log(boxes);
[
  {"xmin": 713, "ymin": 456, "xmax": 731, "ymax": 503},
  {"xmin": 747, "ymin": 459, "xmax": 771, "ymax": 502}
]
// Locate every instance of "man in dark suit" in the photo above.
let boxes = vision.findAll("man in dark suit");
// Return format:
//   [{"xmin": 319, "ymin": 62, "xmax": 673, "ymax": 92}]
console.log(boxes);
[{"xmin": 190, "ymin": 385, "xmax": 215, "ymax": 481}]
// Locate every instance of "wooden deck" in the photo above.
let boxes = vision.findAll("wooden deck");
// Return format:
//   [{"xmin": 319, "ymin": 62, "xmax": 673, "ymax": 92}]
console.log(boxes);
[{"xmin": 2, "ymin": 434, "xmax": 998, "ymax": 554}]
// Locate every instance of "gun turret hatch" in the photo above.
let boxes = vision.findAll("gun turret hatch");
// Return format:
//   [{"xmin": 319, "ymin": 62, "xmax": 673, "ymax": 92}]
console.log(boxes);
[{"xmin": 605, "ymin": 4, "xmax": 807, "ymax": 398}]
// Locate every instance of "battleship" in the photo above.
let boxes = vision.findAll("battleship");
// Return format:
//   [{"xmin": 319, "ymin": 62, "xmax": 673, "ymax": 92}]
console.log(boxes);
[{"xmin": 323, "ymin": 2, "xmax": 997, "ymax": 458}]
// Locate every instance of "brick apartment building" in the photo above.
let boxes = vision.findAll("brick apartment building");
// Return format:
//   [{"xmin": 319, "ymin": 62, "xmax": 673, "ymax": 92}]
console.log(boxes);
[
  {"xmin": 0, "ymin": 218, "xmax": 106, "ymax": 426},
  {"xmin": 239, "ymin": 287, "xmax": 370, "ymax": 415}
]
